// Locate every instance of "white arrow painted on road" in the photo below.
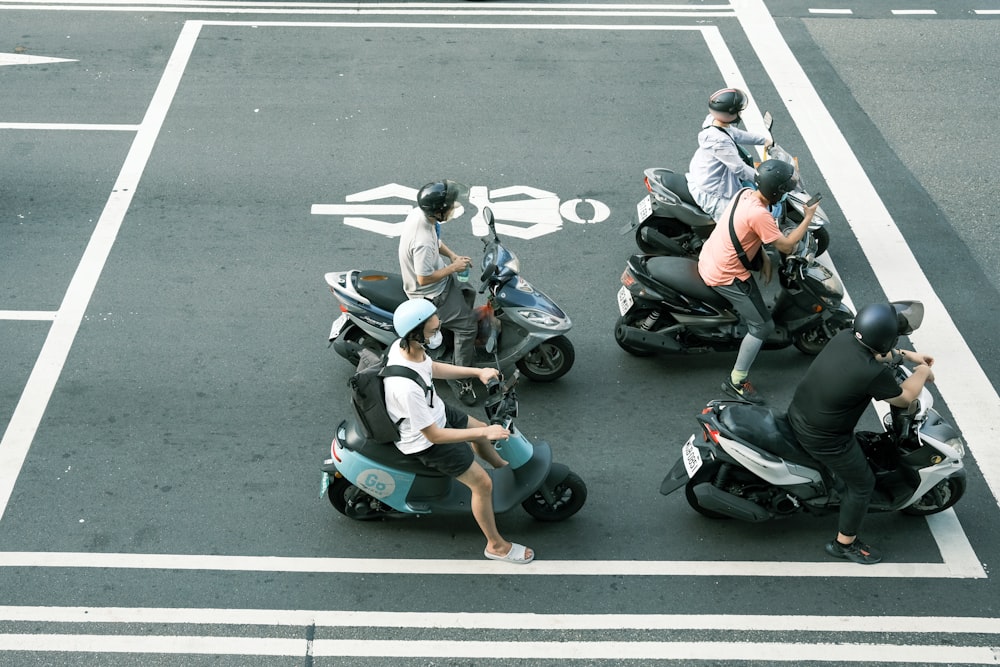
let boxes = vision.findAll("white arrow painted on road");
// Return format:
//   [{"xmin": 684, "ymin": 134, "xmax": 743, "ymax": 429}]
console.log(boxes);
[{"xmin": 0, "ymin": 53, "xmax": 77, "ymax": 67}]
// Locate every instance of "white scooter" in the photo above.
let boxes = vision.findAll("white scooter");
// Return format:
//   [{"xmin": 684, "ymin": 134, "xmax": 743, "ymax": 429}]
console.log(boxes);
[{"xmin": 660, "ymin": 303, "xmax": 967, "ymax": 521}]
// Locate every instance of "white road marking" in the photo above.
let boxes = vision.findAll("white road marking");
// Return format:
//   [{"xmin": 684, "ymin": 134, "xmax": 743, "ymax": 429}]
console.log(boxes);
[
  {"xmin": 0, "ymin": 53, "xmax": 76, "ymax": 66},
  {"xmin": 2, "ymin": 606, "xmax": 1000, "ymax": 632},
  {"xmin": 892, "ymin": 9, "xmax": 937, "ymax": 15},
  {"xmin": 0, "ymin": 2, "xmax": 736, "ymax": 17},
  {"xmin": 0, "ymin": 510, "xmax": 985, "ymax": 578},
  {"xmin": 0, "ymin": 311, "xmax": 57, "ymax": 321},
  {"xmin": 733, "ymin": 0, "xmax": 1000, "ymax": 514},
  {"xmin": 0, "ymin": 634, "xmax": 997, "ymax": 663},
  {"xmin": 0, "ymin": 122, "xmax": 139, "ymax": 130},
  {"xmin": 0, "ymin": 21, "xmax": 202, "ymax": 522}
]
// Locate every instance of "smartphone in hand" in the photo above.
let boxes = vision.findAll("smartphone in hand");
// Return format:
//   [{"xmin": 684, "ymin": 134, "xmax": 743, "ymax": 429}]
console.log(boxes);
[{"xmin": 805, "ymin": 192, "xmax": 823, "ymax": 207}]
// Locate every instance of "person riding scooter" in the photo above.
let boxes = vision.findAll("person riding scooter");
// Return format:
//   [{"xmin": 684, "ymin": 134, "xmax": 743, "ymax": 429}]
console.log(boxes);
[
  {"xmin": 697, "ymin": 159, "xmax": 818, "ymax": 404},
  {"xmin": 787, "ymin": 301, "xmax": 935, "ymax": 565},
  {"xmin": 384, "ymin": 298, "xmax": 535, "ymax": 564},
  {"xmin": 686, "ymin": 88, "xmax": 773, "ymax": 222}
]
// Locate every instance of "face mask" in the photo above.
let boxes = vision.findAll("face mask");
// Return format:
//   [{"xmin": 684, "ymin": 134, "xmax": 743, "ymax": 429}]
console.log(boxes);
[{"xmin": 424, "ymin": 331, "xmax": 444, "ymax": 350}]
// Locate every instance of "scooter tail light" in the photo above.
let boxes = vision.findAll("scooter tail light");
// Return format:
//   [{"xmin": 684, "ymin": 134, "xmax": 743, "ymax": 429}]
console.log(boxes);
[
  {"xmin": 644, "ymin": 176, "xmax": 653, "ymax": 193},
  {"xmin": 330, "ymin": 439, "xmax": 341, "ymax": 462},
  {"xmin": 340, "ymin": 304, "xmax": 348, "ymax": 313},
  {"xmin": 703, "ymin": 428, "xmax": 720, "ymax": 443},
  {"xmin": 621, "ymin": 270, "xmax": 635, "ymax": 287}
]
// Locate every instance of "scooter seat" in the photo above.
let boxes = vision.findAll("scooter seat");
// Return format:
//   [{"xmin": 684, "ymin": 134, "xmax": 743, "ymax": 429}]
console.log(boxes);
[
  {"xmin": 645, "ymin": 256, "xmax": 731, "ymax": 311},
  {"xmin": 652, "ymin": 169, "xmax": 700, "ymax": 209},
  {"xmin": 719, "ymin": 404, "xmax": 821, "ymax": 469},
  {"xmin": 341, "ymin": 417, "xmax": 448, "ymax": 477},
  {"xmin": 355, "ymin": 271, "xmax": 407, "ymax": 312}
]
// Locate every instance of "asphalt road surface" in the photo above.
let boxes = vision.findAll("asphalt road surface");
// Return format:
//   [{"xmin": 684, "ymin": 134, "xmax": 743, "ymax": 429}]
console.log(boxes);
[{"xmin": 1, "ymin": 1, "xmax": 998, "ymax": 665}]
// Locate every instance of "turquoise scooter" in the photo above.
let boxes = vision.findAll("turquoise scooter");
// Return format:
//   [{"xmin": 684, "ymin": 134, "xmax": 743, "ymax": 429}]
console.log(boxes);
[{"xmin": 320, "ymin": 371, "xmax": 587, "ymax": 522}]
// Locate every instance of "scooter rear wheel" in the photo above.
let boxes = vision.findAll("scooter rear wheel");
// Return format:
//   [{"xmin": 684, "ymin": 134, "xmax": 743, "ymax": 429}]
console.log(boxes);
[
  {"xmin": 327, "ymin": 476, "xmax": 385, "ymax": 520},
  {"xmin": 901, "ymin": 476, "xmax": 966, "ymax": 516},
  {"xmin": 521, "ymin": 471, "xmax": 587, "ymax": 521}
]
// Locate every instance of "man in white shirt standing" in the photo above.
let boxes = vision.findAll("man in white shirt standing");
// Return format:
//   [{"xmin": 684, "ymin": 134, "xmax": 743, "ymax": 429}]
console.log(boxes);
[{"xmin": 398, "ymin": 180, "xmax": 479, "ymax": 405}]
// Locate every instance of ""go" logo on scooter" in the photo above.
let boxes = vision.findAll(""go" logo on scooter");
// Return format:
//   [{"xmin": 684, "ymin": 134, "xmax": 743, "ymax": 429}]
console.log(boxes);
[{"xmin": 356, "ymin": 468, "xmax": 396, "ymax": 499}]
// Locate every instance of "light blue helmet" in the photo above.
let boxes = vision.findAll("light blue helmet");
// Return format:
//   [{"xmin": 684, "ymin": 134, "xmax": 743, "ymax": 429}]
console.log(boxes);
[{"xmin": 393, "ymin": 298, "xmax": 437, "ymax": 338}]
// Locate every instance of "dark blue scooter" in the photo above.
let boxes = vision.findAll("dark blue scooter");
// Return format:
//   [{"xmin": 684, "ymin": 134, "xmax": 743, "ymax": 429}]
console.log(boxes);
[{"xmin": 324, "ymin": 208, "xmax": 575, "ymax": 382}]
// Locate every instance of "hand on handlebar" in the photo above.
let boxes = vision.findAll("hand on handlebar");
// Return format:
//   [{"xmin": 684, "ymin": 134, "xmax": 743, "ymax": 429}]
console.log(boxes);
[
  {"xmin": 484, "ymin": 424, "xmax": 511, "ymax": 441},
  {"xmin": 476, "ymin": 367, "xmax": 501, "ymax": 386}
]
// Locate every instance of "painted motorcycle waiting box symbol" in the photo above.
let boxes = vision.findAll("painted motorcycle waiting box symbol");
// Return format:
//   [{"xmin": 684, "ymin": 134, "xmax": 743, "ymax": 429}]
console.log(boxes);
[{"xmin": 312, "ymin": 183, "xmax": 610, "ymax": 239}]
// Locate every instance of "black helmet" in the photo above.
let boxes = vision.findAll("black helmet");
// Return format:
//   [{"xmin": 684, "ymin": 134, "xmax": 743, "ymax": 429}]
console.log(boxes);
[
  {"xmin": 754, "ymin": 160, "xmax": 797, "ymax": 204},
  {"xmin": 417, "ymin": 180, "xmax": 460, "ymax": 219},
  {"xmin": 708, "ymin": 88, "xmax": 748, "ymax": 122},
  {"xmin": 853, "ymin": 303, "xmax": 900, "ymax": 354}
]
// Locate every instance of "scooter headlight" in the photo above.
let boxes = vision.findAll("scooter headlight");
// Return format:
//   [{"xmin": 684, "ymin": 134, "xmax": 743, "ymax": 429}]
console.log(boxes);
[
  {"xmin": 946, "ymin": 436, "xmax": 967, "ymax": 460},
  {"xmin": 515, "ymin": 308, "xmax": 569, "ymax": 329}
]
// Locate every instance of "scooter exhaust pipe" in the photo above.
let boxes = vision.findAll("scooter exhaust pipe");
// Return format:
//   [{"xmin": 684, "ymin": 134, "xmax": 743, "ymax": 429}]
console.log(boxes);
[
  {"xmin": 616, "ymin": 323, "xmax": 687, "ymax": 353},
  {"xmin": 692, "ymin": 483, "xmax": 771, "ymax": 522},
  {"xmin": 639, "ymin": 225, "xmax": 689, "ymax": 256},
  {"xmin": 332, "ymin": 337, "xmax": 365, "ymax": 365}
]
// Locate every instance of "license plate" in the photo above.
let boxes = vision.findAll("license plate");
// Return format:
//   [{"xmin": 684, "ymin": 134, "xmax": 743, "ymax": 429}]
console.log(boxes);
[
  {"xmin": 617, "ymin": 285, "xmax": 634, "ymax": 317},
  {"xmin": 329, "ymin": 313, "xmax": 349, "ymax": 340},
  {"xmin": 636, "ymin": 195, "xmax": 653, "ymax": 223},
  {"xmin": 681, "ymin": 435, "xmax": 702, "ymax": 478},
  {"xmin": 320, "ymin": 471, "xmax": 331, "ymax": 498}
]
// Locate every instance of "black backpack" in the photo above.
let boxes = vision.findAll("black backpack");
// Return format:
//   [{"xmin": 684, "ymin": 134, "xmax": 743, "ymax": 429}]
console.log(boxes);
[{"xmin": 349, "ymin": 348, "xmax": 432, "ymax": 443}]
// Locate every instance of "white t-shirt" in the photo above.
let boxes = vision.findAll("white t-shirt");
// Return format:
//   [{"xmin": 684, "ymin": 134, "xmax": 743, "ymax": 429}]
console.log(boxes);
[
  {"xmin": 383, "ymin": 342, "xmax": 445, "ymax": 454},
  {"xmin": 397, "ymin": 207, "xmax": 447, "ymax": 299}
]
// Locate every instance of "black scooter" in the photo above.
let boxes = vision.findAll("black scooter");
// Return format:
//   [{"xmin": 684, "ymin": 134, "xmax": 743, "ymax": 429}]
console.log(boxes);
[{"xmin": 614, "ymin": 222, "xmax": 853, "ymax": 357}]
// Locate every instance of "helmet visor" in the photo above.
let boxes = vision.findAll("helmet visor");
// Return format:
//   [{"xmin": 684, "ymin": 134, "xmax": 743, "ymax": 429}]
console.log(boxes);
[{"xmin": 892, "ymin": 300, "xmax": 924, "ymax": 335}]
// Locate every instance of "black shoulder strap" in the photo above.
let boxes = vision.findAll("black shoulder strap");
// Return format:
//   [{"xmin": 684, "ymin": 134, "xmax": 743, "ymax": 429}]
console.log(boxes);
[
  {"xmin": 381, "ymin": 365, "xmax": 434, "ymax": 408},
  {"xmin": 727, "ymin": 188, "xmax": 755, "ymax": 272},
  {"xmin": 712, "ymin": 125, "xmax": 755, "ymax": 168}
]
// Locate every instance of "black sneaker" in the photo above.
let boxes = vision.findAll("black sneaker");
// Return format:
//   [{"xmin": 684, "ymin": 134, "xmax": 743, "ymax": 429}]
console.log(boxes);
[
  {"xmin": 825, "ymin": 539, "xmax": 882, "ymax": 565},
  {"xmin": 456, "ymin": 381, "xmax": 477, "ymax": 406},
  {"xmin": 722, "ymin": 377, "xmax": 765, "ymax": 404}
]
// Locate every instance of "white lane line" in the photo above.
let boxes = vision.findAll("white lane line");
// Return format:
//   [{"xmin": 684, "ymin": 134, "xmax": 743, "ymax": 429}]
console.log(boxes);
[
  {"xmin": 0, "ymin": 21, "xmax": 204, "ymax": 522},
  {"xmin": 733, "ymin": 0, "xmax": 1000, "ymax": 511},
  {"xmin": 892, "ymin": 9, "xmax": 937, "ymax": 15},
  {"xmin": 808, "ymin": 8, "xmax": 853, "ymax": 14},
  {"xmin": 0, "ymin": 635, "xmax": 996, "ymax": 663},
  {"xmin": 0, "ymin": 548, "xmax": 985, "ymax": 578},
  {"xmin": 0, "ymin": 311, "xmax": 58, "ymax": 321},
  {"xmin": 0, "ymin": 123, "xmax": 139, "ymax": 131},
  {"xmin": 0, "ymin": 1, "xmax": 730, "ymax": 6},
  {"xmin": 2, "ymin": 607, "xmax": 1000, "ymax": 633},
  {"xmin": 0, "ymin": 4, "xmax": 735, "ymax": 17}
]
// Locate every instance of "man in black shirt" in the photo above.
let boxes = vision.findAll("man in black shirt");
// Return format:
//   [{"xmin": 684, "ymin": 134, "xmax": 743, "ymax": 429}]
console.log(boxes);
[{"xmin": 787, "ymin": 302, "xmax": 934, "ymax": 564}]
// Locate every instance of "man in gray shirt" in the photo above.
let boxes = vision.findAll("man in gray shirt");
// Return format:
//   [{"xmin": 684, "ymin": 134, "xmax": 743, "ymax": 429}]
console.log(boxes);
[{"xmin": 398, "ymin": 180, "xmax": 479, "ymax": 405}]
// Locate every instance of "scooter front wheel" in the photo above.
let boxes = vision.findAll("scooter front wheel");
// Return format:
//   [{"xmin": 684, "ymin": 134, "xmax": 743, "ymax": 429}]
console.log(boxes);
[
  {"xmin": 901, "ymin": 475, "xmax": 966, "ymax": 516},
  {"xmin": 515, "ymin": 335, "xmax": 575, "ymax": 382},
  {"xmin": 521, "ymin": 471, "xmax": 587, "ymax": 521}
]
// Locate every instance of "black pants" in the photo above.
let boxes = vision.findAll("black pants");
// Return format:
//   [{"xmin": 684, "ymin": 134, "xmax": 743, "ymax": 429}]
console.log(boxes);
[{"xmin": 801, "ymin": 436, "xmax": 875, "ymax": 537}]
